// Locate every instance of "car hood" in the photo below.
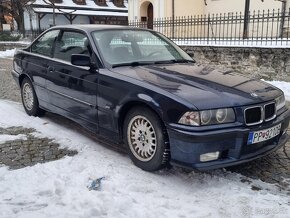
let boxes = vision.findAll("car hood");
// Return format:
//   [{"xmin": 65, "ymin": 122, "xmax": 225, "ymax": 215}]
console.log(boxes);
[{"xmin": 111, "ymin": 63, "xmax": 282, "ymax": 110}]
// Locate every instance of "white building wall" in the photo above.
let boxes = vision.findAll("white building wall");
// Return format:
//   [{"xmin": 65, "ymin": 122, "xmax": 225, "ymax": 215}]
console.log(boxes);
[
  {"xmin": 128, "ymin": 0, "xmax": 285, "ymax": 21},
  {"xmin": 29, "ymin": 14, "xmax": 90, "ymax": 30},
  {"xmin": 204, "ymin": 0, "xmax": 282, "ymax": 14},
  {"xmin": 23, "ymin": 10, "xmax": 38, "ymax": 32}
]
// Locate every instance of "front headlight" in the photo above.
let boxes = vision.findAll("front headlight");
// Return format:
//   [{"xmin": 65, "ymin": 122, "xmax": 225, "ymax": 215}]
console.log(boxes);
[
  {"xmin": 178, "ymin": 108, "xmax": 235, "ymax": 126},
  {"xmin": 276, "ymin": 94, "xmax": 286, "ymax": 111},
  {"xmin": 178, "ymin": 111, "xmax": 200, "ymax": 126}
]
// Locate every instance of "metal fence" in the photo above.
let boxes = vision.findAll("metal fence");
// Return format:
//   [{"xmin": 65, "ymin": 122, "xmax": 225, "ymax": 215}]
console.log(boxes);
[{"xmin": 129, "ymin": 8, "xmax": 290, "ymax": 47}]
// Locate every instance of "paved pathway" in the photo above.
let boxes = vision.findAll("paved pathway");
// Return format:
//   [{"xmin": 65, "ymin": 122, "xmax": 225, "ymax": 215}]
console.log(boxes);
[{"xmin": 0, "ymin": 127, "xmax": 77, "ymax": 170}]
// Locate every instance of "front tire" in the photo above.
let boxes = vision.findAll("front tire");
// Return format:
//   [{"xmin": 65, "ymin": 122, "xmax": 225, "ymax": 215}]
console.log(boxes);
[
  {"xmin": 123, "ymin": 107, "xmax": 170, "ymax": 171},
  {"xmin": 21, "ymin": 78, "xmax": 45, "ymax": 116}
]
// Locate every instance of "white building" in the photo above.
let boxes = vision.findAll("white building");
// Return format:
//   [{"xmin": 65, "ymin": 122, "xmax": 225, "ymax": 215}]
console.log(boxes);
[
  {"xmin": 128, "ymin": 0, "xmax": 284, "ymax": 22},
  {"xmin": 24, "ymin": 0, "xmax": 128, "ymax": 31}
]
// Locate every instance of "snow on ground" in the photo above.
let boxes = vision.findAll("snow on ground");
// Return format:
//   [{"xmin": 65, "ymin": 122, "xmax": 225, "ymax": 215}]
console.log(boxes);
[
  {"xmin": 0, "ymin": 49, "xmax": 16, "ymax": 58},
  {"xmin": 0, "ymin": 41, "xmax": 30, "ymax": 45},
  {"xmin": 175, "ymin": 39, "xmax": 290, "ymax": 48},
  {"xmin": 0, "ymin": 134, "xmax": 27, "ymax": 144},
  {"xmin": 0, "ymin": 100, "xmax": 289, "ymax": 218},
  {"xmin": 265, "ymin": 80, "xmax": 290, "ymax": 102}
]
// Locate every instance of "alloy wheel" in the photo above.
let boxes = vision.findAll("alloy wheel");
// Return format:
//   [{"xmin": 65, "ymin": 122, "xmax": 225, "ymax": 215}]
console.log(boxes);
[
  {"xmin": 127, "ymin": 115, "xmax": 157, "ymax": 162},
  {"xmin": 22, "ymin": 83, "xmax": 34, "ymax": 111}
]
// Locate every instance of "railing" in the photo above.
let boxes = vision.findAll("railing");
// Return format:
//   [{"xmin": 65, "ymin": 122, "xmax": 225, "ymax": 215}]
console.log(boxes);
[{"xmin": 129, "ymin": 8, "xmax": 290, "ymax": 47}]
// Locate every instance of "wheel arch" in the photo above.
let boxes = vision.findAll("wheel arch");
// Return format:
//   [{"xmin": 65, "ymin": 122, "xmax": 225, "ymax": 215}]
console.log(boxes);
[
  {"xmin": 118, "ymin": 100, "xmax": 166, "ymax": 142},
  {"xmin": 19, "ymin": 73, "xmax": 33, "ymax": 86}
]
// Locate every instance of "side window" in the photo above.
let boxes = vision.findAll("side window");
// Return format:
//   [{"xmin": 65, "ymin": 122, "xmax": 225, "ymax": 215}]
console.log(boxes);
[
  {"xmin": 53, "ymin": 31, "xmax": 91, "ymax": 62},
  {"xmin": 31, "ymin": 30, "xmax": 59, "ymax": 57}
]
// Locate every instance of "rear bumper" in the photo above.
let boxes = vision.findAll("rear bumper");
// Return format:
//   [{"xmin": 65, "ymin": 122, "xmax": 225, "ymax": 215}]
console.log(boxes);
[
  {"xmin": 168, "ymin": 109, "xmax": 290, "ymax": 170},
  {"xmin": 11, "ymin": 70, "xmax": 20, "ymax": 86}
]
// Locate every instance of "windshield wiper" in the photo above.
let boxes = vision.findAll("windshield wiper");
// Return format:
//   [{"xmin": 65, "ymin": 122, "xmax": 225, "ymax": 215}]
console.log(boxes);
[
  {"xmin": 111, "ymin": 59, "xmax": 195, "ymax": 68},
  {"xmin": 111, "ymin": 61, "xmax": 155, "ymax": 68},
  {"xmin": 153, "ymin": 59, "xmax": 195, "ymax": 64}
]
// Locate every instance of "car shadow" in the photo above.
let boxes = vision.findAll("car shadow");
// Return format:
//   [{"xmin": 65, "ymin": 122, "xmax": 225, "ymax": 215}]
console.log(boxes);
[{"xmin": 43, "ymin": 111, "xmax": 127, "ymax": 155}]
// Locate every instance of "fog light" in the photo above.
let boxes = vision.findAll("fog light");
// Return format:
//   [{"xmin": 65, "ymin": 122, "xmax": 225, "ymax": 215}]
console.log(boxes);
[{"xmin": 200, "ymin": 152, "xmax": 220, "ymax": 162}]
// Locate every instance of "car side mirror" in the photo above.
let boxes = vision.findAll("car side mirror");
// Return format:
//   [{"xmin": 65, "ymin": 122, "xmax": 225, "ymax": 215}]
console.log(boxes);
[
  {"xmin": 186, "ymin": 51, "xmax": 194, "ymax": 58},
  {"xmin": 71, "ymin": 54, "xmax": 93, "ymax": 67}
]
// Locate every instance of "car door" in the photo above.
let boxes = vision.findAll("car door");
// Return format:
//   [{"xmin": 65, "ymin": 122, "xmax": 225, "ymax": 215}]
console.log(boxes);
[
  {"xmin": 46, "ymin": 30, "xmax": 99, "ymax": 132},
  {"xmin": 26, "ymin": 29, "xmax": 60, "ymax": 107}
]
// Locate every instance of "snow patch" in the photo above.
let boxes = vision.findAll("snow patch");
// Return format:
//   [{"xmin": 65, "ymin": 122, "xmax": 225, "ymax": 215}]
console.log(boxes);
[
  {"xmin": 265, "ymin": 80, "xmax": 290, "ymax": 101},
  {"xmin": 0, "ymin": 134, "xmax": 27, "ymax": 144},
  {"xmin": 175, "ymin": 39, "xmax": 290, "ymax": 48},
  {"xmin": 0, "ymin": 48, "xmax": 16, "ymax": 58}
]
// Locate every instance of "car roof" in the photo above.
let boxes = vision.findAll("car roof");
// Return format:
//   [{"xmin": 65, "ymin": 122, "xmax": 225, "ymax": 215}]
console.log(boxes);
[{"xmin": 49, "ymin": 24, "xmax": 148, "ymax": 33}]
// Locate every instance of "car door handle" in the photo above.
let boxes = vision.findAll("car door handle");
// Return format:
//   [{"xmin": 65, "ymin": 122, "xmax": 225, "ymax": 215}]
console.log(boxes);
[{"xmin": 47, "ymin": 66, "xmax": 55, "ymax": 73}]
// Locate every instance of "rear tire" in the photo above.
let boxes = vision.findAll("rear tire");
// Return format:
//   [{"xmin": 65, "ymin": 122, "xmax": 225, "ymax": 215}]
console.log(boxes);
[
  {"xmin": 21, "ymin": 78, "xmax": 45, "ymax": 117},
  {"xmin": 123, "ymin": 107, "xmax": 170, "ymax": 171}
]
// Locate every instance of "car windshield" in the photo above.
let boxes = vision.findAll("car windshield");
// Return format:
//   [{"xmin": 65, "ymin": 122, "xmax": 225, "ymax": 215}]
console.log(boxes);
[{"xmin": 92, "ymin": 29, "xmax": 194, "ymax": 67}]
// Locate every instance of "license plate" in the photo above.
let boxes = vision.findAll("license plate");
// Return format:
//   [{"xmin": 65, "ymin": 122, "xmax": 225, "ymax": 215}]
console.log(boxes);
[{"xmin": 247, "ymin": 123, "xmax": 281, "ymax": 145}]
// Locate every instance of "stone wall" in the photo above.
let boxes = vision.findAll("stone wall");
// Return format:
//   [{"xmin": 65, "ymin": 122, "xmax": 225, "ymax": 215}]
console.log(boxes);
[{"xmin": 181, "ymin": 46, "xmax": 290, "ymax": 82}]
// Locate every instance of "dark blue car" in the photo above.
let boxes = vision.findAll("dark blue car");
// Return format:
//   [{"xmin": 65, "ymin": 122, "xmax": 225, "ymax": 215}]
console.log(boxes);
[{"xmin": 12, "ymin": 25, "xmax": 290, "ymax": 171}]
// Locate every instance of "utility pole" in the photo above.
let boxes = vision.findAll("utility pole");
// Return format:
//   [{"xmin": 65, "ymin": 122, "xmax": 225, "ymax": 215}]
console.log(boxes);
[
  {"xmin": 279, "ymin": 0, "xmax": 286, "ymax": 38},
  {"xmin": 172, "ymin": 0, "xmax": 175, "ymax": 39},
  {"xmin": 53, "ymin": 2, "xmax": 55, "ymax": 26},
  {"xmin": 243, "ymin": 0, "xmax": 250, "ymax": 39}
]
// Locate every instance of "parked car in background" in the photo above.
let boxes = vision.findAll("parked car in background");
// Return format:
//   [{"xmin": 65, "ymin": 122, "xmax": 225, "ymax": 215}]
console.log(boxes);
[{"xmin": 12, "ymin": 25, "xmax": 290, "ymax": 171}]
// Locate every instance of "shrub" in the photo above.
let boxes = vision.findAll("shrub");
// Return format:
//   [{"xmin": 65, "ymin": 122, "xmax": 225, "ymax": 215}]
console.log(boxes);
[{"xmin": 0, "ymin": 32, "xmax": 21, "ymax": 41}]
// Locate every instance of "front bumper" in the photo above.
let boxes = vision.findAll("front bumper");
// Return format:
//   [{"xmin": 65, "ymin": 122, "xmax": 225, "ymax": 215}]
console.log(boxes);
[{"xmin": 168, "ymin": 109, "xmax": 290, "ymax": 170}]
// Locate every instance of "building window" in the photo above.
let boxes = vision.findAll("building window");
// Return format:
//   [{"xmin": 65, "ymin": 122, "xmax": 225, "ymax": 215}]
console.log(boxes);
[
  {"xmin": 94, "ymin": 0, "xmax": 107, "ymax": 6},
  {"xmin": 73, "ymin": 0, "xmax": 86, "ymax": 5},
  {"xmin": 113, "ymin": 0, "xmax": 124, "ymax": 7}
]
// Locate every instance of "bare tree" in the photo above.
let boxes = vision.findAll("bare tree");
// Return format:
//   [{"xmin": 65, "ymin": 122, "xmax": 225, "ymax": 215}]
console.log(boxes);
[
  {"xmin": 0, "ymin": 1, "xmax": 9, "ymax": 30},
  {"xmin": 0, "ymin": 0, "xmax": 35, "ymax": 35}
]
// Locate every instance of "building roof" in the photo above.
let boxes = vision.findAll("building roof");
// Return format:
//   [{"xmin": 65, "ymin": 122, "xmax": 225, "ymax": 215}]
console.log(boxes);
[
  {"xmin": 33, "ymin": 8, "xmax": 128, "ymax": 16},
  {"xmin": 31, "ymin": 0, "xmax": 128, "ymax": 16},
  {"xmin": 48, "ymin": 24, "xmax": 140, "ymax": 32}
]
